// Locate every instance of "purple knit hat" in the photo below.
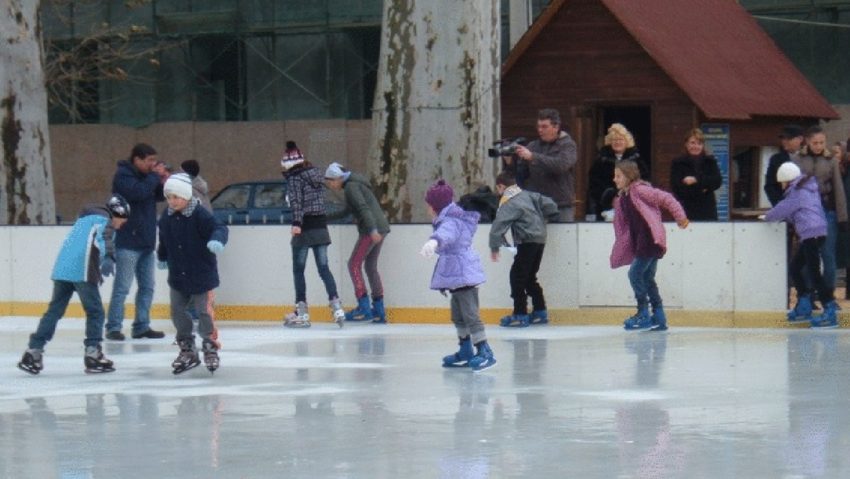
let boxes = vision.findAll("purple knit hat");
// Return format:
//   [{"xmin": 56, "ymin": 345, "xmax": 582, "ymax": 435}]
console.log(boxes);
[{"xmin": 425, "ymin": 179, "xmax": 454, "ymax": 213}]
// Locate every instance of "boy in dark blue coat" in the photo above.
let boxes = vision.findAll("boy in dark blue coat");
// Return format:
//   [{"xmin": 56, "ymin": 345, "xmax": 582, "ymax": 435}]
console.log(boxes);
[
  {"xmin": 18, "ymin": 195, "xmax": 131, "ymax": 375},
  {"xmin": 157, "ymin": 173, "xmax": 229, "ymax": 374}
]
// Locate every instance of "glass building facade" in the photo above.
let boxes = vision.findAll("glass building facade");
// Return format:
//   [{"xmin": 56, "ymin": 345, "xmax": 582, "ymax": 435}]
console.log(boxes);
[
  {"xmin": 42, "ymin": 0, "xmax": 847, "ymax": 127},
  {"xmin": 43, "ymin": 0, "xmax": 382, "ymax": 126}
]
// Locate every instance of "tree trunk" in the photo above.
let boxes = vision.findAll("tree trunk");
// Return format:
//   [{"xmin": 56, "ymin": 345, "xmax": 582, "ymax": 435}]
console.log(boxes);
[
  {"xmin": 1, "ymin": 0, "xmax": 56, "ymax": 224},
  {"xmin": 368, "ymin": 0, "xmax": 501, "ymax": 222}
]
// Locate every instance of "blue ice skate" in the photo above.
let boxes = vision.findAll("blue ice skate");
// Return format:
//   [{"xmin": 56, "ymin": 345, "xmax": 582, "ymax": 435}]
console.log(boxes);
[
  {"xmin": 650, "ymin": 305, "xmax": 668, "ymax": 331},
  {"xmin": 371, "ymin": 298, "xmax": 387, "ymax": 324},
  {"xmin": 345, "ymin": 295, "xmax": 374, "ymax": 322},
  {"xmin": 529, "ymin": 310, "xmax": 549, "ymax": 325},
  {"xmin": 443, "ymin": 337, "xmax": 474, "ymax": 368},
  {"xmin": 810, "ymin": 300, "xmax": 839, "ymax": 329},
  {"xmin": 623, "ymin": 307, "xmax": 652, "ymax": 332},
  {"xmin": 469, "ymin": 341, "xmax": 497, "ymax": 372},
  {"xmin": 500, "ymin": 314, "xmax": 530, "ymax": 328},
  {"xmin": 787, "ymin": 296, "xmax": 813, "ymax": 323}
]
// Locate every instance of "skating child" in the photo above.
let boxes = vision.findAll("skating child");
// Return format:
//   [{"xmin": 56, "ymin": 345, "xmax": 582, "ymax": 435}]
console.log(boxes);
[
  {"xmin": 764, "ymin": 162, "xmax": 838, "ymax": 328},
  {"xmin": 180, "ymin": 159, "xmax": 211, "ymax": 210},
  {"xmin": 157, "ymin": 173, "xmax": 229, "ymax": 374},
  {"xmin": 420, "ymin": 180, "xmax": 496, "ymax": 371},
  {"xmin": 610, "ymin": 160, "xmax": 689, "ymax": 331},
  {"xmin": 489, "ymin": 171, "xmax": 560, "ymax": 327},
  {"xmin": 280, "ymin": 141, "xmax": 345, "ymax": 328},
  {"xmin": 17, "ymin": 195, "xmax": 131, "ymax": 375},
  {"xmin": 324, "ymin": 162, "xmax": 391, "ymax": 323}
]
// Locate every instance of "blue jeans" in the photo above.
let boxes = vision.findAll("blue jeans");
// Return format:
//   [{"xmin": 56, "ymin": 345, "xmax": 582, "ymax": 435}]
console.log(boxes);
[
  {"xmin": 292, "ymin": 244, "xmax": 338, "ymax": 303},
  {"xmin": 106, "ymin": 248, "xmax": 155, "ymax": 335},
  {"xmin": 29, "ymin": 280, "xmax": 105, "ymax": 350},
  {"xmin": 803, "ymin": 209, "xmax": 838, "ymax": 293},
  {"xmin": 628, "ymin": 257, "xmax": 661, "ymax": 309},
  {"xmin": 821, "ymin": 209, "xmax": 838, "ymax": 289}
]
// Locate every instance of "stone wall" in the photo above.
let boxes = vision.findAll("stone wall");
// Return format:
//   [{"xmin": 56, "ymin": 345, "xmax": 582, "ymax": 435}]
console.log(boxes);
[{"xmin": 49, "ymin": 120, "xmax": 371, "ymax": 222}]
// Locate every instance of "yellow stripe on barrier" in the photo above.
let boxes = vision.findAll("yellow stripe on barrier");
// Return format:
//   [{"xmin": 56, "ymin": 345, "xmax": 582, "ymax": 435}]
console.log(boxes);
[{"xmin": 0, "ymin": 302, "xmax": 840, "ymax": 328}]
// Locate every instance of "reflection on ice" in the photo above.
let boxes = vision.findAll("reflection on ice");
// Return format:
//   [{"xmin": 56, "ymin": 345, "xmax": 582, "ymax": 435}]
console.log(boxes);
[{"xmin": 1, "ymin": 317, "xmax": 850, "ymax": 477}]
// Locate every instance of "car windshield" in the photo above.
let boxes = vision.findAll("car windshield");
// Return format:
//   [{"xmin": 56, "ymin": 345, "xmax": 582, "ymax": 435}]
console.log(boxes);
[
  {"xmin": 254, "ymin": 184, "xmax": 287, "ymax": 208},
  {"xmin": 212, "ymin": 185, "xmax": 250, "ymax": 209}
]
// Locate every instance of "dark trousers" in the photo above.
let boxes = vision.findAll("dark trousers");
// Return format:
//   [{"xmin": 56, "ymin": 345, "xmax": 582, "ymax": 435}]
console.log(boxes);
[
  {"xmin": 510, "ymin": 243, "xmax": 546, "ymax": 315},
  {"xmin": 791, "ymin": 236, "xmax": 834, "ymax": 304}
]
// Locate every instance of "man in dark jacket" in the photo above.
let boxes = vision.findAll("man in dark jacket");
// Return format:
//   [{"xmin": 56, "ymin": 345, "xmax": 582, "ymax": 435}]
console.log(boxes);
[
  {"xmin": 764, "ymin": 125, "xmax": 804, "ymax": 206},
  {"xmin": 105, "ymin": 143, "xmax": 168, "ymax": 340},
  {"xmin": 503, "ymin": 108, "xmax": 578, "ymax": 222}
]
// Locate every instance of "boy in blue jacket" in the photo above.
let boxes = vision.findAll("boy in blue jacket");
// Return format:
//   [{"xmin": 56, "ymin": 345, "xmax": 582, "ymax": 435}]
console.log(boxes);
[
  {"xmin": 18, "ymin": 195, "xmax": 131, "ymax": 375},
  {"xmin": 158, "ymin": 173, "xmax": 229, "ymax": 373}
]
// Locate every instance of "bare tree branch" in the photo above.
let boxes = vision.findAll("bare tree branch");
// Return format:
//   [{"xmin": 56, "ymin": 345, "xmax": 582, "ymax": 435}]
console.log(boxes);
[{"xmin": 42, "ymin": 0, "xmax": 180, "ymax": 122}]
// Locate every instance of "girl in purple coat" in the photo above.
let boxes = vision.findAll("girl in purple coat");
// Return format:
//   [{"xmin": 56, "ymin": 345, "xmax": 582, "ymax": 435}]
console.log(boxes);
[
  {"xmin": 419, "ymin": 180, "xmax": 496, "ymax": 371},
  {"xmin": 765, "ymin": 162, "xmax": 838, "ymax": 328},
  {"xmin": 610, "ymin": 160, "xmax": 689, "ymax": 331}
]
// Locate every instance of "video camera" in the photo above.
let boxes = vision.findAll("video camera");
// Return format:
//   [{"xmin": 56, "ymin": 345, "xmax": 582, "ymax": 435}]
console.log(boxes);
[{"xmin": 487, "ymin": 137, "xmax": 526, "ymax": 158}]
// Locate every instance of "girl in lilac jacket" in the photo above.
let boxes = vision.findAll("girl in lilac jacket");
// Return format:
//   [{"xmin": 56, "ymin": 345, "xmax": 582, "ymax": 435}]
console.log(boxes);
[
  {"xmin": 419, "ymin": 180, "xmax": 495, "ymax": 372},
  {"xmin": 765, "ymin": 162, "xmax": 837, "ymax": 328},
  {"xmin": 610, "ymin": 160, "xmax": 688, "ymax": 331}
]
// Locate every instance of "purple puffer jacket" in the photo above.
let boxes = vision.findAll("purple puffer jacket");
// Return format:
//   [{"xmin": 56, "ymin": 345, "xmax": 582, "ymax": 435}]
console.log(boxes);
[
  {"xmin": 429, "ymin": 203, "xmax": 486, "ymax": 290},
  {"xmin": 765, "ymin": 175, "xmax": 827, "ymax": 240}
]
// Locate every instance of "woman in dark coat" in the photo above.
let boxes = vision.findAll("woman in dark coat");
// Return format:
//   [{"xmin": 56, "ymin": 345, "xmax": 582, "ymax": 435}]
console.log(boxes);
[
  {"xmin": 588, "ymin": 123, "xmax": 644, "ymax": 221},
  {"xmin": 670, "ymin": 128, "xmax": 723, "ymax": 221}
]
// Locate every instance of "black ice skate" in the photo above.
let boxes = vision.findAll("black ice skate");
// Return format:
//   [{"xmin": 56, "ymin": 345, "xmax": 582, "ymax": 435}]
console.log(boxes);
[
  {"xmin": 202, "ymin": 340, "xmax": 220, "ymax": 374},
  {"xmin": 172, "ymin": 339, "xmax": 201, "ymax": 375},
  {"xmin": 18, "ymin": 349, "xmax": 44, "ymax": 375},
  {"xmin": 84, "ymin": 345, "xmax": 115, "ymax": 374}
]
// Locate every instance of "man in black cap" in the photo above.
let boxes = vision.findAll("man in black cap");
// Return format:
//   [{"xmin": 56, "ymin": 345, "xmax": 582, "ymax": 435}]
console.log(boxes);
[{"xmin": 764, "ymin": 125, "xmax": 805, "ymax": 206}]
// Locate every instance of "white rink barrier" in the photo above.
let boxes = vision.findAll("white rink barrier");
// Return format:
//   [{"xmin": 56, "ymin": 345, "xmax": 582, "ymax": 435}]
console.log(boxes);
[{"xmin": 0, "ymin": 222, "xmax": 787, "ymax": 322}]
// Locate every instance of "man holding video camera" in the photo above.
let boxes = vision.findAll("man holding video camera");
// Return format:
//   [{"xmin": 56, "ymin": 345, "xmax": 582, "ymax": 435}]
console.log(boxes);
[{"xmin": 502, "ymin": 108, "xmax": 577, "ymax": 222}]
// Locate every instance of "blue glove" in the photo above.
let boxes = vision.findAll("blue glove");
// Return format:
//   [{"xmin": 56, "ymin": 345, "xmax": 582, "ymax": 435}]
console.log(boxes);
[
  {"xmin": 157, "ymin": 261, "xmax": 168, "ymax": 270},
  {"xmin": 100, "ymin": 257, "xmax": 115, "ymax": 277},
  {"xmin": 207, "ymin": 240, "xmax": 225, "ymax": 254}
]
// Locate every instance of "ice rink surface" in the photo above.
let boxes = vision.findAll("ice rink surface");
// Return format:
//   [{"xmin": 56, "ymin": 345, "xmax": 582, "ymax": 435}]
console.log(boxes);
[{"xmin": 2, "ymin": 316, "xmax": 849, "ymax": 478}]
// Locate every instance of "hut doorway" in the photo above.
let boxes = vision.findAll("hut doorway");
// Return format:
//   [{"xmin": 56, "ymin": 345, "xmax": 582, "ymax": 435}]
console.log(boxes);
[{"xmin": 600, "ymin": 106, "xmax": 652, "ymax": 182}]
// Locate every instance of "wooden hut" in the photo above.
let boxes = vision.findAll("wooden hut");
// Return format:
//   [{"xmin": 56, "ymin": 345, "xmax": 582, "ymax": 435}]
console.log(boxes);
[{"xmin": 501, "ymin": 0, "xmax": 839, "ymax": 219}]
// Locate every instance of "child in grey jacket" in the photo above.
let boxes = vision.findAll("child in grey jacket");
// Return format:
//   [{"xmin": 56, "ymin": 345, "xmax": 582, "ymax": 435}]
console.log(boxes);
[{"xmin": 489, "ymin": 171, "xmax": 560, "ymax": 327}]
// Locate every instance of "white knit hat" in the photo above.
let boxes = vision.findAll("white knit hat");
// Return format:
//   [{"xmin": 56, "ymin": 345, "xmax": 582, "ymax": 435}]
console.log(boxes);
[
  {"xmin": 776, "ymin": 162, "xmax": 801, "ymax": 183},
  {"xmin": 324, "ymin": 162, "xmax": 346, "ymax": 179},
  {"xmin": 164, "ymin": 173, "xmax": 193, "ymax": 200}
]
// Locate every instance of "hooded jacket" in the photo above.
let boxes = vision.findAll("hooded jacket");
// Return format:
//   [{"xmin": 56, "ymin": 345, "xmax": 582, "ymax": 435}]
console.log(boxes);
[
  {"xmin": 112, "ymin": 160, "xmax": 164, "ymax": 251},
  {"xmin": 340, "ymin": 173, "xmax": 390, "ymax": 235},
  {"xmin": 795, "ymin": 147, "xmax": 848, "ymax": 223},
  {"xmin": 610, "ymin": 181, "xmax": 687, "ymax": 269},
  {"xmin": 489, "ymin": 186, "xmax": 559, "ymax": 252},
  {"xmin": 765, "ymin": 175, "xmax": 828, "ymax": 241},
  {"xmin": 157, "ymin": 199, "xmax": 229, "ymax": 294},
  {"xmin": 429, "ymin": 203, "xmax": 486, "ymax": 290},
  {"xmin": 284, "ymin": 164, "xmax": 327, "ymax": 228},
  {"xmin": 52, "ymin": 206, "xmax": 113, "ymax": 284},
  {"xmin": 509, "ymin": 131, "xmax": 578, "ymax": 207}
]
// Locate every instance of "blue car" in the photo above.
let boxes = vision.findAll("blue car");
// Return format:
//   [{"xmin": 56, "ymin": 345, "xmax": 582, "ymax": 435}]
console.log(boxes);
[{"xmin": 211, "ymin": 180, "xmax": 349, "ymax": 225}]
